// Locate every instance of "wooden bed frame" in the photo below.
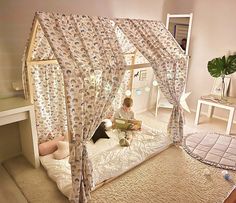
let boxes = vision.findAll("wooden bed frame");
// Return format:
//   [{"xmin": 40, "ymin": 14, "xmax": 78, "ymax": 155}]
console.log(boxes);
[
  {"xmin": 39, "ymin": 137, "xmax": 171, "ymax": 197},
  {"xmin": 92, "ymin": 143, "xmax": 171, "ymax": 191},
  {"xmin": 25, "ymin": 17, "xmax": 171, "ymax": 193},
  {"xmin": 25, "ymin": 18, "xmax": 152, "ymax": 145}
]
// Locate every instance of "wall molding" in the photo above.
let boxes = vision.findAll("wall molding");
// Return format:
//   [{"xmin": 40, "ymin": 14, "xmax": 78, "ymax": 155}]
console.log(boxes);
[
  {"xmin": 136, "ymin": 106, "xmax": 236, "ymax": 125},
  {"xmin": 135, "ymin": 106, "xmax": 155, "ymax": 114},
  {"xmin": 190, "ymin": 108, "xmax": 236, "ymax": 124}
]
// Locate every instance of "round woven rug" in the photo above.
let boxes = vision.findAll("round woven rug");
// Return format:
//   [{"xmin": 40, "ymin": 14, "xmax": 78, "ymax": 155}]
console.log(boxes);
[{"xmin": 183, "ymin": 132, "xmax": 236, "ymax": 170}]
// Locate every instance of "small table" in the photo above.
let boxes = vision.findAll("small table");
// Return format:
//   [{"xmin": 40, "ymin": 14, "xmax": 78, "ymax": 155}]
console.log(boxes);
[{"xmin": 194, "ymin": 95, "xmax": 236, "ymax": 135}]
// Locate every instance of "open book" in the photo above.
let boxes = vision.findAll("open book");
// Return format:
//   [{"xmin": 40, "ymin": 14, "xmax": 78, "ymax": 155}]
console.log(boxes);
[{"xmin": 113, "ymin": 118, "xmax": 142, "ymax": 130}]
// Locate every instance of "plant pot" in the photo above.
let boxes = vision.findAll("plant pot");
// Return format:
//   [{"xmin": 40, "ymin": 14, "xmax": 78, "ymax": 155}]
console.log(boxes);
[{"xmin": 220, "ymin": 76, "xmax": 227, "ymax": 101}]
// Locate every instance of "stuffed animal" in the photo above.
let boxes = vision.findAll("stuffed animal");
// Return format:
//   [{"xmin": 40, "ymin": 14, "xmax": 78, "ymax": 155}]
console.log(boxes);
[
  {"xmin": 222, "ymin": 170, "xmax": 232, "ymax": 181},
  {"xmin": 53, "ymin": 141, "xmax": 70, "ymax": 160}
]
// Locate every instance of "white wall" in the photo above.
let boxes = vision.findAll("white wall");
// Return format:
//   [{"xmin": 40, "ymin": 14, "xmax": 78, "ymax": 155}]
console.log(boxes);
[
  {"xmin": 132, "ymin": 67, "xmax": 158, "ymax": 113},
  {"xmin": 163, "ymin": 0, "xmax": 236, "ymax": 121}
]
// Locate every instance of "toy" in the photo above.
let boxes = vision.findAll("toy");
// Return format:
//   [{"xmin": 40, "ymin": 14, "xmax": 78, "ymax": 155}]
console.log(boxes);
[
  {"xmin": 203, "ymin": 168, "xmax": 211, "ymax": 176},
  {"xmin": 222, "ymin": 170, "xmax": 231, "ymax": 181}
]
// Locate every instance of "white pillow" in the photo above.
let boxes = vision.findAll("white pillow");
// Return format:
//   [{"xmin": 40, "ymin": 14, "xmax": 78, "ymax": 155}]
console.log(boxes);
[
  {"xmin": 53, "ymin": 141, "xmax": 70, "ymax": 160},
  {"xmin": 103, "ymin": 119, "xmax": 113, "ymax": 130}
]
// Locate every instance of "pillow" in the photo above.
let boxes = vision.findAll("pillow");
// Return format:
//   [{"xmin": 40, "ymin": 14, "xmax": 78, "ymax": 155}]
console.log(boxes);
[
  {"xmin": 53, "ymin": 141, "xmax": 70, "ymax": 160},
  {"xmin": 103, "ymin": 119, "xmax": 113, "ymax": 131},
  {"xmin": 38, "ymin": 136, "xmax": 64, "ymax": 156},
  {"xmin": 91, "ymin": 122, "xmax": 110, "ymax": 143}
]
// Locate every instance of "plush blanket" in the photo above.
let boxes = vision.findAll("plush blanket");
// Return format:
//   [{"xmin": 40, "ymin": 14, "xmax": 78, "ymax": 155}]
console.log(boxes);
[
  {"xmin": 40, "ymin": 126, "xmax": 170, "ymax": 198},
  {"xmin": 183, "ymin": 132, "xmax": 236, "ymax": 170}
]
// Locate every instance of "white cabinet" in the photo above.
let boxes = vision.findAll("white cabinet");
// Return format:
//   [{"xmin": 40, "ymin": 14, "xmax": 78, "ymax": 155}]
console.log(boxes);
[{"xmin": 0, "ymin": 97, "xmax": 39, "ymax": 168}]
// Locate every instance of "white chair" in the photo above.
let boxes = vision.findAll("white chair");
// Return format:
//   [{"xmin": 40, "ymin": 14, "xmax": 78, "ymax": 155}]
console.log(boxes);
[
  {"xmin": 155, "ymin": 88, "xmax": 173, "ymax": 117},
  {"xmin": 155, "ymin": 87, "xmax": 191, "ymax": 116}
]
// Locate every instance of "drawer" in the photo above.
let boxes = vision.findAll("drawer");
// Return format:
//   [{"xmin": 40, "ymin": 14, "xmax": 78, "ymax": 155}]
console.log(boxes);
[{"xmin": 0, "ymin": 112, "xmax": 28, "ymax": 126}]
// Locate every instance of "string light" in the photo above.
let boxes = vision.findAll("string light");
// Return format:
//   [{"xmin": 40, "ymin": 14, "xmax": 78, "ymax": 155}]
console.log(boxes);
[
  {"xmin": 145, "ymin": 87, "xmax": 150, "ymax": 92},
  {"xmin": 152, "ymin": 80, "xmax": 158, "ymax": 86},
  {"xmin": 125, "ymin": 90, "xmax": 132, "ymax": 96},
  {"xmin": 136, "ymin": 89, "xmax": 142, "ymax": 96}
]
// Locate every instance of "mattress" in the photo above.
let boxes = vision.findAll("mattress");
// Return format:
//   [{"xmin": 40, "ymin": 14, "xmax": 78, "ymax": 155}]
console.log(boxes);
[{"xmin": 40, "ymin": 125, "xmax": 171, "ymax": 198}]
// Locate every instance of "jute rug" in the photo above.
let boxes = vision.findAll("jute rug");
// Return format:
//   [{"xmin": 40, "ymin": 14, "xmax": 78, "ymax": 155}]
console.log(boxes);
[
  {"xmin": 183, "ymin": 132, "xmax": 236, "ymax": 171},
  {"xmin": 4, "ymin": 146, "xmax": 235, "ymax": 203}
]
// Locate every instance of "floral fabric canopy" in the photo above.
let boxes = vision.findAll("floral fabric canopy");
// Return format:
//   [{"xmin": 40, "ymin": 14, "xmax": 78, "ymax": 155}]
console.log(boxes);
[
  {"xmin": 23, "ymin": 16, "xmax": 132, "ymax": 144},
  {"xmin": 23, "ymin": 12, "xmax": 187, "ymax": 203}
]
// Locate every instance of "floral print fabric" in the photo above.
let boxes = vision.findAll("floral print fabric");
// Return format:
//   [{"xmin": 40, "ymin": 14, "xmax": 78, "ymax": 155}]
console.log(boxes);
[
  {"xmin": 31, "ymin": 24, "xmax": 55, "ymax": 61},
  {"xmin": 115, "ymin": 19, "xmax": 187, "ymax": 144},
  {"xmin": 35, "ymin": 12, "xmax": 127, "ymax": 202},
  {"xmin": 22, "ymin": 12, "xmax": 188, "ymax": 203},
  {"xmin": 30, "ymin": 64, "xmax": 68, "ymax": 144},
  {"xmin": 22, "ymin": 19, "xmax": 68, "ymax": 144}
]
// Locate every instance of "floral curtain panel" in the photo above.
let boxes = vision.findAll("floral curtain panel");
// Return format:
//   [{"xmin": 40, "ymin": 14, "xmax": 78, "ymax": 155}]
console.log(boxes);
[
  {"xmin": 115, "ymin": 25, "xmax": 149, "ymax": 65},
  {"xmin": 112, "ymin": 70, "xmax": 131, "ymax": 111},
  {"xmin": 36, "ymin": 12, "xmax": 127, "ymax": 202},
  {"xmin": 30, "ymin": 64, "xmax": 68, "ymax": 144},
  {"xmin": 22, "ymin": 23, "xmax": 55, "ymax": 99},
  {"xmin": 30, "ymin": 24, "xmax": 55, "ymax": 61},
  {"xmin": 23, "ymin": 21, "xmax": 129, "ymax": 144},
  {"xmin": 22, "ymin": 12, "xmax": 189, "ymax": 203},
  {"xmin": 115, "ymin": 19, "xmax": 187, "ymax": 144},
  {"xmin": 22, "ymin": 22, "xmax": 68, "ymax": 143}
]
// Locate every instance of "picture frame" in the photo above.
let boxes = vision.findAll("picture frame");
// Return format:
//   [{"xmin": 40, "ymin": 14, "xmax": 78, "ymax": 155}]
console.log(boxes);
[
  {"xmin": 139, "ymin": 70, "xmax": 147, "ymax": 81},
  {"xmin": 211, "ymin": 77, "xmax": 231, "ymax": 96}
]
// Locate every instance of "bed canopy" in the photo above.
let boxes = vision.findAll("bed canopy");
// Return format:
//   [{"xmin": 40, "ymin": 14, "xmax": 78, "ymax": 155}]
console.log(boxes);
[{"xmin": 22, "ymin": 11, "xmax": 187, "ymax": 203}]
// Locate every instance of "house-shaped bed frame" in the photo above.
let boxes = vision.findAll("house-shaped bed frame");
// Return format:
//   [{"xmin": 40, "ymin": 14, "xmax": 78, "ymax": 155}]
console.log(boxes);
[{"xmin": 23, "ymin": 11, "xmax": 187, "ymax": 203}]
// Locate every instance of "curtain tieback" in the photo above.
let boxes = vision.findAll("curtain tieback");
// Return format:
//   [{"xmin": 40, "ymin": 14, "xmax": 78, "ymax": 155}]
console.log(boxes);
[
  {"xmin": 173, "ymin": 104, "xmax": 185, "ymax": 123},
  {"xmin": 70, "ymin": 141, "xmax": 88, "ymax": 148}
]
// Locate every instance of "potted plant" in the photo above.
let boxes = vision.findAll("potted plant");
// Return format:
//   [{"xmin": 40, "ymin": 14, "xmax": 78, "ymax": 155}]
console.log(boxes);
[{"xmin": 208, "ymin": 54, "xmax": 236, "ymax": 99}]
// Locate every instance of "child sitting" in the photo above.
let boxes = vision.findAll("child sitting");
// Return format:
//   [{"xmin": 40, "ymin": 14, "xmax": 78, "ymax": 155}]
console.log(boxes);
[{"xmin": 114, "ymin": 97, "xmax": 138, "ymax": 147}]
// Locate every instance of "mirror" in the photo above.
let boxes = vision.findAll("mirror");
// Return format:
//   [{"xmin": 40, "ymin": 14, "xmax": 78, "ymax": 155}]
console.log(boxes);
[
  {"xmin": 166, "ymin": 13, "xmax": 193, "ymax": 55},
  {"xmin": 154, "ymin": 14, "xmax": 193, "ymax": 116}
]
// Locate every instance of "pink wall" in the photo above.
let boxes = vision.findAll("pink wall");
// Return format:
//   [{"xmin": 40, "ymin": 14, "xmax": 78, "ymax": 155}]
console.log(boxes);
[
  {"xmin": 0, "ymin": 0, "xmax": 164, "ymax": 98},
  {"xmin": 163, "ymin": 0, "xmax": 236, "ymax": 121}
]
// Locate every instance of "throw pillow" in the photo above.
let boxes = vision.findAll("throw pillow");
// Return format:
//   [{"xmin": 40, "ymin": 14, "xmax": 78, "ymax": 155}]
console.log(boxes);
[
  {"xmin": 38, "ymin": 136, "xmax": 64, "ymax": 156},
  {"xmin": 91, "ymin": 122, "xmax": 110, "ymax": 143},
  {"xmin": 53, "ymin": 141, "xmax": 70, "ymax": 160}
]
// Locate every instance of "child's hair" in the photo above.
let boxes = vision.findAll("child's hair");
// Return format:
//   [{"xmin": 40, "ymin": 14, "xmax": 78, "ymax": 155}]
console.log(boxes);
[{"xmin": 123, "ymin": 97, "xmax": 133, "ymax": 108}]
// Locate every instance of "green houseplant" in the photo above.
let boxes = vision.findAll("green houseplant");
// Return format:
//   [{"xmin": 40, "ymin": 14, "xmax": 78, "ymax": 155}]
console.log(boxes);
[{"xmin": 208, "ymin": 54, "xmax": 236, "ymax": 99}]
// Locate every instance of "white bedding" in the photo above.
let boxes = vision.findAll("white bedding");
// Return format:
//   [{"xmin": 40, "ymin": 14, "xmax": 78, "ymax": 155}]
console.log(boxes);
[{"xmin": 40, "ymin": 125, "xmax": 171, "ymax": 198}]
